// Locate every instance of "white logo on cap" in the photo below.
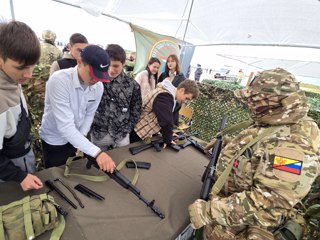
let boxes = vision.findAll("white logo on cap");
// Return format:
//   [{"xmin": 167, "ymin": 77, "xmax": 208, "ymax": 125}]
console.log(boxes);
[{"xmin": 100, "ymin": 64, "xmax": 109, "ymax": 68}]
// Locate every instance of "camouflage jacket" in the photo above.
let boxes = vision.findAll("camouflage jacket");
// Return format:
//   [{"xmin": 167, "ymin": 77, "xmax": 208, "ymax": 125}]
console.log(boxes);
[
  {"xmin": 39, "ymin": 42, "xmax": 62, "ymax": 66},
  {"xmin": 205, "ymin": 117, "xmax": 320, "ymax": 236}
]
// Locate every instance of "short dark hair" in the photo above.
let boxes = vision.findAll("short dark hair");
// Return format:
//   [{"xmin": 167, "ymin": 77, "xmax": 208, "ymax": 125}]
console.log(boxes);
[
  {"xmin": 105, "ymin": 44, "xmax": 126, "ymax": 64},
  {"xmin": 69, "ymin": 33, "xmax": 88, "ymax": 45},
  {"xmin": 177, "ymin": 79, "xmax": 199, "ymax": 99},
  {"xmin": 0, "ymin": 20, "xmax": 40, "ymax": 66}
]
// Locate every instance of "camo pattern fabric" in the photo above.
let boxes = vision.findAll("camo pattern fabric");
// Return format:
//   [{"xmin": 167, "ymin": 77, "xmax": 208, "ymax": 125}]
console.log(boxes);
[
  {"xmin": 234, "ymin": 68, "xmax": 309, "ymax": 125},
  {"xmin": 42, "ymin": 30, "xmax": 56, "ymax": 42},
  {"xmin": 189, "ymin": 68, "xmax": 320, "ymax": 240},
  {"xmin": 39, "ymin": 42, "xmax": 62, "ymax": 66}
]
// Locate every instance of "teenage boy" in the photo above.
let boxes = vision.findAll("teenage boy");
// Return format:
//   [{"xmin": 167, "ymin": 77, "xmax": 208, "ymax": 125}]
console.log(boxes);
[
  {"xmin": 0, "ymin": 20, "xmax": 43, "ymax": 191},
  {"xmin": 90, "ymin": 44, "xmax": 142, "ymax": 151},
  {"xmin": 40, "ymin": 45, "xmax": 116, "ymax": 172},
  {"xmin": 131, "ymin": 79, "xmax": 199, "ymax": 146},
  {"xmin": 50, "ymin": 33, "xmax": 88, "ymax": 76}
]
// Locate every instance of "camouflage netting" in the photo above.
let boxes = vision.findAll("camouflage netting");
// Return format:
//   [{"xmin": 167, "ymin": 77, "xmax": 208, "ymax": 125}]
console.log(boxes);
[{"xmin": 185, "ymin": 80, "xmax": 320, "ymax": 142}]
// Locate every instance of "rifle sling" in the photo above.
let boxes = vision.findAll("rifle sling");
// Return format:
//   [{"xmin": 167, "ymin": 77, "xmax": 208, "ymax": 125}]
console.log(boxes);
[
  {"xmin": 216, "ymin": 119, "xmax": 253, "ymax": 137},
  {"xmin": 211, "ymin": 125, "xmax": 281, "ymax": 196},
  {"xmin": 64, "ymin": 153, "xmax": 139, "ymax": 185}
]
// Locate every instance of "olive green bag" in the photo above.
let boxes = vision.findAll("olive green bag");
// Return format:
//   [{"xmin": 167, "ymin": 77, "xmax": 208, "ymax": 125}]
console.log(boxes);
[{"xmin": 0, "ymin": 193, "xmax": 65, "ymax": 240}]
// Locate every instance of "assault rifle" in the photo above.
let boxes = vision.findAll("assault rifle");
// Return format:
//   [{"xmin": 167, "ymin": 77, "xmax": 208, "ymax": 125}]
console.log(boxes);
[
  {"xmin": 180, "ymin": 137, "xmax": 212, "ymax": 158},
  {"xmin": 86, "ymin": 156, "xmax": 165, "ymax": 219},
  {"xmin": 129, "ymin": 132, "xmax": 197, "ymax": 155},
  {"xmin": 200, "ymin": 115, "xmax": 227, "ymax": 200},
  {"xmin": 189, "ymin": 115, "xmax": 228, "ymax": 240}
]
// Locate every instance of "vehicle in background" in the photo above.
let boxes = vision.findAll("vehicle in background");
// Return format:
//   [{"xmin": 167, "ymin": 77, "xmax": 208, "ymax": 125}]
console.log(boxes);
[{"xmin": 214, "ymin": 68, "xmax": 230, "ymax": 80}]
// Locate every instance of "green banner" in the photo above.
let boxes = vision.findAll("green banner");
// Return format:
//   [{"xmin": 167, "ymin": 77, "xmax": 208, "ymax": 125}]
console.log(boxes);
[{"xmin": 131, "ymin": 24, "xmax": 180, "ymax": 75}]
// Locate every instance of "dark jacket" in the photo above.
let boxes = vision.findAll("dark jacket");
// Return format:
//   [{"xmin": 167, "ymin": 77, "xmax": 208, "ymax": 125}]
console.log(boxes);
[
  {"xmin": 91, "ymin": 73, "xmax": 142, "ymax": 141},
  {"xmin": 158, "ymin": 72, "xmax": 185, "ymax": 87}
]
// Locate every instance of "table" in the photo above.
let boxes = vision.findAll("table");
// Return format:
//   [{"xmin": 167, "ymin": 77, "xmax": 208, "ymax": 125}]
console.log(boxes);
[{"xmin": 0, "ymin": 143, "xmax": 209, "ymax": 240}]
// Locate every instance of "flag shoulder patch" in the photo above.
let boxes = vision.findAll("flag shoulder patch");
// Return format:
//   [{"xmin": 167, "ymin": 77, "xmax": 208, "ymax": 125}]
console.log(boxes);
[{"xmin": 273, "ymin": 155, "xmax": 303, "ymax": 175}]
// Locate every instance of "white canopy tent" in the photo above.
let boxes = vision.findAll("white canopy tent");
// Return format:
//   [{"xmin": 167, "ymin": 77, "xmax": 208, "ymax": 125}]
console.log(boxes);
[
  {"xmin": 2, "ymin": 0, "xmax": 320, "ymax": 84},
  {"xmin": 56, "ymin": 0, "xmax": 320, "ymax": 48}
]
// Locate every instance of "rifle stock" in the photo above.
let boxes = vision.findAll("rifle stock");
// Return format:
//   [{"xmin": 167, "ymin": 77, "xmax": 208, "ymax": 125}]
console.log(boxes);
[
  {"xmin": 199, "ymin": 115, "xmax": 227, "ymax": 201},
  {"xmin": 129, "ymin": 143, "xmax": 154, "ymax": 155},
  {"xmin": 86, "ymin": 157, "xmax": 165, "ymax": 219}
]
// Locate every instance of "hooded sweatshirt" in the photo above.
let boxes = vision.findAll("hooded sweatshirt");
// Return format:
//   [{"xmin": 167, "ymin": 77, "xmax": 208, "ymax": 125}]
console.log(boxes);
[{"xmin": 0, "ymin": 70, "xmax": 29, "ymax": 182}]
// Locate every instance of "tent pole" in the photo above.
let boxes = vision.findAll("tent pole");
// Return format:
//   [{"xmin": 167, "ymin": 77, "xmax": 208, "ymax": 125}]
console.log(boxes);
[
  {"xmin": 10, "ymin": 0, "xmax": 15, "ymax": 20},
  {"xmin": 182, "ymin": 0, "xmax": 194, "ymax": 42}
]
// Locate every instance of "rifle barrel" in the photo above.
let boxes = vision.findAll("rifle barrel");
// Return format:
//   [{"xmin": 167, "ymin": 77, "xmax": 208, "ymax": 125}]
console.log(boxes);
[
  {"xmin": 87, "ymin": 159, "xmax": 165, "ymax": 219},
  {"xmin": 199, "ymin": 115, "xmax": 227, "ymax": 201}
]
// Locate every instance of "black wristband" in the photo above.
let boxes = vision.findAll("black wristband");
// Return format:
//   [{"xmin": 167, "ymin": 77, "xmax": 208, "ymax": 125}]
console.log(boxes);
[{"xmin": 95, "ymin": 150, "xmax": 103, "ymax": 159}]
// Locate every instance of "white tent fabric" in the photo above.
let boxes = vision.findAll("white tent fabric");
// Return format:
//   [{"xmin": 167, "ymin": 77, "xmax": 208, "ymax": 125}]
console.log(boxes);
[
  {"xmin": 4, "ymin": 0, "xmax": 319, "ymax": 82},
  {"xmin": 218, "ymin": 54, "xmax": 320, "ymax": 80},
  {"xmin": 59, "ymin": 0, "xmax": 320, "ymax": 48}
]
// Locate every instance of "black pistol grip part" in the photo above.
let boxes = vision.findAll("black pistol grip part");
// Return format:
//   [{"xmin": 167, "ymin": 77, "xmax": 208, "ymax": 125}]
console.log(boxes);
[{"xmin": 153, "ymin": 142, "xmax": 161, "ymax": 152}]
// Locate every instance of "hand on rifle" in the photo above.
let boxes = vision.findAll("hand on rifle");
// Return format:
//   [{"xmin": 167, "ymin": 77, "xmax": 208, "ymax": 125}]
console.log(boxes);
[
  {"xmin": 163, "ymin": 133, "xmax": 178, "ymax": 148},
  {"xmin": 96, "ymin": 151, "xmax": 116, "ymax": 173}
]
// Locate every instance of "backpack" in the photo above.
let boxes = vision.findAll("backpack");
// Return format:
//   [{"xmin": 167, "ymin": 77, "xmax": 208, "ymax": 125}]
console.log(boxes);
[{"xmin": 0, "ymin": 193, "xmax": 65, "ymax": 240}]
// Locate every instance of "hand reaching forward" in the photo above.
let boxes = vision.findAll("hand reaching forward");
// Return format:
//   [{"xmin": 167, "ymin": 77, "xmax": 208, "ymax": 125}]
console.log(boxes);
[{"xmin": 20, "ymin": 173, "xmax": 43, "ymax": 191}]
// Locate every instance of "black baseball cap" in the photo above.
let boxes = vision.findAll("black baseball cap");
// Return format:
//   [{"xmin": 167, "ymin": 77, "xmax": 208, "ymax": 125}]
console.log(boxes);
[{"xmin": 81, "ymin": 45, "xmax": 110, "ymax": 82}]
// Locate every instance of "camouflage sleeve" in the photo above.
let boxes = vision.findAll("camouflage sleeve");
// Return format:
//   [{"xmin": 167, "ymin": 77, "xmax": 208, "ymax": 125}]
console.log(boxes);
[{"xmin": 204, "ymin": 135, "xmax": 232, "ymax": 151}]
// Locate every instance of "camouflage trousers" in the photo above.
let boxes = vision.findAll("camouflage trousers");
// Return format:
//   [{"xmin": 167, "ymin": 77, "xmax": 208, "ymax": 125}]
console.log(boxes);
[{"xmin": 204, "ymin": 225, "xmax": 274, "ymax": 240}]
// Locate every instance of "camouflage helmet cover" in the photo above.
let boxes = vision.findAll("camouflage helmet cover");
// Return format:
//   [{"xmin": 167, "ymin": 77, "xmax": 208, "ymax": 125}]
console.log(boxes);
[
  {"xmin": 234, "ymin": 68, "xmax": 309, "ymax": 125},
  {"xmin": 234, "ymin": 68, "xmax": 300, "ymax": 99},
  {"xmin": 42, "ymin": 30, "xmax": 56, "ymax": 42}
]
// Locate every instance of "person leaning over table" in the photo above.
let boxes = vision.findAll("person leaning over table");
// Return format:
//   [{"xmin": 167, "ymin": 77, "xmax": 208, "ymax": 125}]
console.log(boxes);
[
  {"xmin": 39, "ymin": 45, "xmax": 116, "ymax": 172},
  {"xmin": 130, "ymin": 79, "xmax": 199, "ymax": 147},
  {"xmin": 188, "ymin": 68, "xmax": 320, "ymax": 240},
  {"xmin": 0, "ymin": 20, "xmax": 43, "ymax": 191}
]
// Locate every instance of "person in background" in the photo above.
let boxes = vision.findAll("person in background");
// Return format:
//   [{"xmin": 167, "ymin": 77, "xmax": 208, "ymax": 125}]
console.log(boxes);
[
  {"xmin": 189, "ymin": 68, "xmax": 320, "ymax": 239},
  {"xmin": 194, "ymin": 63, "xmax": 203, "ymax": 81},
  {"xmin": 135, "ymin": 57, "xmax": 161, "ymax": 101},
  {"xmin": 38, "ymin": 30, "xmax": 62, "ymax": 67},
  {"xmin": 50, "ymin": 33, "xmax": 88, "ymax": 76},
  {"xmin": 158, "ymin": 54, "xmax": 186, "ymax": 126},
  {"xmin": 158, "ymin": 54, "xmax": 185, "ymax": 87},
  {"xmin": 130, "ymin": 79, "xmax": 199, "ymax": 146},
  {"xmin": 39, "ymin": 45, "xmax": 116, "ymax": 172},
  {"xmin": 237, "ymin": 69, "xmax": 244, "ymax": 84},
  {"xmin": 90, "ymin": 44, "xmax": 142, "ymax": 151},
  {"xmin": 0, "ymin": 20, "xmax": 43, "ymax": 191},
  {"xmin": 124, "ymin": 51, "xmax": 135, "ymax": 74}
]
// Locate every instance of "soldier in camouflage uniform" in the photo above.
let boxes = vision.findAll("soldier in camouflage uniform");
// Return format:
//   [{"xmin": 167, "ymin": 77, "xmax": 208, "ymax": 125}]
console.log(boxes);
[
  {"xmin": 189, "ymin": 68, "xmax": 320, "ymax": 239},
  {"xmin": 38, "ymin": 30, "xmax": 62, "ymax": 67}
]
